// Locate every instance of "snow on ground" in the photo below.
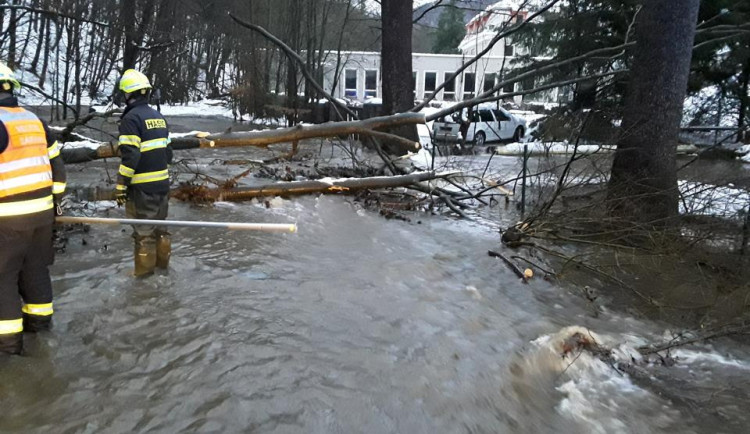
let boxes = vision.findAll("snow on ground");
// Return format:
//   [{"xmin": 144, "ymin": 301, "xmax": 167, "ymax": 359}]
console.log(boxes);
[
  {"xmin": 683, "ymin": 85, "xmax": 739, "ymax": 127},
  {"xmin": 60, "ymin": 140, "xmax": 103, "ymax": 150},
  {"xmin": 90, "ymin": 99, "xmax": 236, "ymax": 119},
  {"xmin": 158, "ymin": 100, "xmax": 235, "ymax": 118},
  {"xmin": 496, "ymin": 142, "xmax": 603, "ymax": 155},
  {"xmin": 740, "ymin": 145, "xmax": 750, "ymax": 163},
  {"xmin": 679, "ymin": 180, "xmax": 750, "ymax": 218}
]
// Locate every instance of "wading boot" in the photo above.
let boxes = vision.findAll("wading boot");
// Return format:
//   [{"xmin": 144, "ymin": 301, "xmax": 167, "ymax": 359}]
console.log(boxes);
[
  {"xmin": 22, "ymin": 303, "xmax": 53, "ymax": 332},
  {"xmin": 134, "ymin": 238, "xmax": 157, "ymax": 278},
  {"xmin": 156, "ymin": 233, "xmax": 171, "ymax": 270},
  {"xmin": 22, "ymin": 313, "xmax": 52, "ymax": 332},
  {"xmin": 0, "ymin": 332, "xmax": 23, "ymax": 355}
]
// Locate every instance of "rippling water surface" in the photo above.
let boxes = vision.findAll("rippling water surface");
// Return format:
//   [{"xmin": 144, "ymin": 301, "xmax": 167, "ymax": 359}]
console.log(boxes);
[
  {"xmin": 1, "ymin": 195, "xmax": 748, "ymax": 433},
  {"xmin": 2, "ymin": 116, "xmax": 749, "ymax": 433}
]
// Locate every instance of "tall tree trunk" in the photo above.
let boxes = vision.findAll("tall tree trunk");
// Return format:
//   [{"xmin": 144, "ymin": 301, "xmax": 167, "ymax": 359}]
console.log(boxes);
[
  {"xmin": 608, "ymin": 0, "xmax": 701, "ymax": 226},
  {"xmin": 30, "ymin": 15, "xmax": 45, "ymax": 73},
  {"xmin": 39, "ymin": 17, "xmax": 51, "ymax": 88},
  {"xmin": 8, "ymin": 0, "xmax": 17, "ymax": 69},
  {"xmin": 121, "ymin": 0, "xmax": 138, "ymax": 70},
  {"xmin": 738, "ymin": 59, "xmax": 750, "ymax": 143},
  {"xmin": 381, "ymin": 0, "xmax": 414, "ymax": 115}
]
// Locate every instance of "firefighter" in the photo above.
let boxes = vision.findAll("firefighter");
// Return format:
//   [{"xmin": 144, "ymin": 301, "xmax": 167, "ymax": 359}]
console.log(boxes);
[
  {"xmin": 0, "ymin": 62, "xmax": 66, "ymax": 355},
  {"xmin": 115, "ymin": 69, "xmax": 172, "ymax": 277}
]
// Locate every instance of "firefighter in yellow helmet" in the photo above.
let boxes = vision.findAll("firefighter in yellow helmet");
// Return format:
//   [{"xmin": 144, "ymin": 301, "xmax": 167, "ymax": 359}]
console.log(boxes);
[
  {"xmin": 0, "ymin": 62, "xmax": 66, "ymax": 355},
  {"xmin": 115, "ymin": 69, "xmax": 172, "ymax": 277}
]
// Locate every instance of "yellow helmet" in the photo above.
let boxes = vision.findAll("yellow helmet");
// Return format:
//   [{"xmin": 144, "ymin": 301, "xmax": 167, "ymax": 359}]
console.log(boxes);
[
  {"xmin": 0, "ymin": 62, "xmax": 21, "ymax": 91},
  {"xmin": 118, "ymin": 69, "xmax": 152, "ymax": 94}
]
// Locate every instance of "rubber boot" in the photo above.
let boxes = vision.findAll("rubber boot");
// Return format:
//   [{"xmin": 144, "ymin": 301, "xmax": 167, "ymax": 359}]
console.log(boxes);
[
  {"xmin": 156, "ymin": 234, "xmax": 171, "ymax": 270},
  {"xmin": 0, "ymin": 333, "xmax": 23, "ymax": 355},
  {"xmin": 23, "ymin": 314, "xmax": 52, "ymax": 332},
  {"xmin": 134, "ymin": 238, "xmax": 157, "ymax": 278}
]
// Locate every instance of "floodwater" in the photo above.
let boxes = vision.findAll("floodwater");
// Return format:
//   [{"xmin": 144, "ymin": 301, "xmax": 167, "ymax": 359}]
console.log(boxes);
[{"xmin": 2, "ymin": 115, "xmax": 750, "ymax": 433}]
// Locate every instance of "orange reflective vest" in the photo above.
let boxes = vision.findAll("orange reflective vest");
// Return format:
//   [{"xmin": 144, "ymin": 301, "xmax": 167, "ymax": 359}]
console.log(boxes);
[{"xmin": 0, "ymin": 107, "xmax": 54, "ymax": 217}]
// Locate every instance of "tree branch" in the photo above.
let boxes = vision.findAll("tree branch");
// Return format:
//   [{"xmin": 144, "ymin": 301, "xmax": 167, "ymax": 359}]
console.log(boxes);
[
  {"xmin": 0, "ymin": 5, "xmax": 109, "ymax": 27},
  {"xmin": 229, "ymin": 13, "xmax": 357, "ymax": 121},
  {"xmin": 412, "ymin": 0, "xmax": 562, "ymax": 112},
  {"xmin": 20, "ymin": 81, "xmax": 79, "ymax": 118}
]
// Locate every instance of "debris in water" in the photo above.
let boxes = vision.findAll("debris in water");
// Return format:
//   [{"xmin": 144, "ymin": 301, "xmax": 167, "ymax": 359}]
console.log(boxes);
[{"xmin": 465, "ymin": 285, "xmax": 482, "ymax": 300}]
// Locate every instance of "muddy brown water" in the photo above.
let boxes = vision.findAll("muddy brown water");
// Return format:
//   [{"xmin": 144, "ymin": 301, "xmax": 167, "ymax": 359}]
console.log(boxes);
[{"xmin": 2, "ymin": 115, "xmax": 749, "ymax": 433}]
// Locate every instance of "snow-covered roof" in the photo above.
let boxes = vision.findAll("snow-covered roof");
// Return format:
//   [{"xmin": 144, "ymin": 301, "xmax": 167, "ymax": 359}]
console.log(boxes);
[{"xmin": 467, "ymin": 0, "xmax": 528, "ymax": 26}]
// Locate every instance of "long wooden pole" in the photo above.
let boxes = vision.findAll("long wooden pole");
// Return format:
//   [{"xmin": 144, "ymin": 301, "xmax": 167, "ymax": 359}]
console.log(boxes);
[{"xmin": 56, "ymin": 216, "xmax": 297, "ymax": 233}]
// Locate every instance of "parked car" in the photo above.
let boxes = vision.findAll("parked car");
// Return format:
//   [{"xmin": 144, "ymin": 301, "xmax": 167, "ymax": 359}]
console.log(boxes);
[{"xmin": 432, "ymin": 106, "xmax": 527, "ymax": 151}]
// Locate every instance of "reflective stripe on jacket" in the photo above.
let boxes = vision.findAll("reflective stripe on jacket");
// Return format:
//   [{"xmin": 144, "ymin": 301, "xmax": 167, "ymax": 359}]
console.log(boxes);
[{"xmin": 0, "ymin": 107, "xmax": 54, "ymax": 216}]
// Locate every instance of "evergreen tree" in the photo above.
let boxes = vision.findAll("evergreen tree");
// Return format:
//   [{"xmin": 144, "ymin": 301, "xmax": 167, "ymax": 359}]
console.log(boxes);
[
  {"xmin": 689, "ymin": 0, "xmax": 750, "ymax": 136},
  {"xmin": 609, "ymin": 0, "xmax": 701, "ymax": 226},
  {"xmin": 432, "ymin": 1, "xmax": 467, "ymax": 54},
  {"xmin": 513, "ymin": 0, "xmax": 640, "ymax": 108}
]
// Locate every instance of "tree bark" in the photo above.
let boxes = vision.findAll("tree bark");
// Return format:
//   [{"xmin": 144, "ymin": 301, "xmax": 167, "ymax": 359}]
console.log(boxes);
[
  {"xmin": 608, "ymin": 0, "xmax": 701, "ymax": 226},
  {"xmin": 59, "ymin": 113, "xmax": 425, "ymax": 164},
  {"xmin": 738, "ymin": 59, "xmax": 750, "ymax": 142},
  {"xmin": 120, "ymin": 0, "xmax": 137, "ymax": 70},
  {"xmin": 174, "ymin": 171, "xmax": 455, "ymax": 203},
  {"xmin": 381, "ymin": 0, "xmax": 414, "ymax": 115}
]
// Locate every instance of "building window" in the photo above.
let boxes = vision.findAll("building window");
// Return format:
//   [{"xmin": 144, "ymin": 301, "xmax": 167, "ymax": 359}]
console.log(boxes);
[
  {"xmin": 413, "ymin": 71, "xmax": 418, "ymax": 100},
  {"xmin": 443, "ymin": 72, "xmax": 457, "ymax": 101},
  {"xmin": 344, "ymin": 69, "xmax": 358, "ymax": 98},
  {"xmin": 503, "ymin": 82, "xmax": 515, "ymax": 94},
  {"xmin": 463, "ymin": 72, "xmax": 476, "ymax": 99},
  {"xmin": 483, "ymin": 73, "xmax": 497, "ymax": 93},
  {"xmin": 424, "ymin": 71, "xmax": 437, "ymax": 99},
  {"xmin": 365, "ymin": 70, "xmax": 378, "ymax": 98},
  {"xmin": 504, "ymin": 43, "xmax": 515, "ymax": 57}
]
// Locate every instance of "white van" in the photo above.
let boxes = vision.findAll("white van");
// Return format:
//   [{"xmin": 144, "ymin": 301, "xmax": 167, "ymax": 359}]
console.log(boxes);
[{"xmin": 432, "ymin": 106, "xmax": 527, "ymax": 149}]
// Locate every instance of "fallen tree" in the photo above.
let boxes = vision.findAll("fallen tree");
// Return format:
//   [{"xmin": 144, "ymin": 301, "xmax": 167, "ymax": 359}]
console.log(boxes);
[
  {"xmin": 60, "ymin": 112, "xmax": 425, "ymax": 164},
  {"xmin": 173, "ymin": 170, "xmax": 458, "ymax": 203}
]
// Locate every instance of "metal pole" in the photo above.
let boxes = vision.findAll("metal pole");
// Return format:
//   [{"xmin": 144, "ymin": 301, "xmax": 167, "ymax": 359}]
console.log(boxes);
[
  {"xmin": 56, "ymin": 216, "xmax": 297, "ymax": 233},
  {"xmin": 521, "ymin": 144, "xmax": 528, "ymax": 217}
]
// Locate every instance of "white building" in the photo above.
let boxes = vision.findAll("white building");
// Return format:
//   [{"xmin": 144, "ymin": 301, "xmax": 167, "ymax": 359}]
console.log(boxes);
[
  {"xmin": 323, "ymin": 51, "xmax": 518, "ymax": 103},
  {"xmin": 323, "ymin": 0, "xmax": 557, "ymax": 105},
  {"xmin": 458, "ymin": 0, "xmax": 529, "ymax": 58}
]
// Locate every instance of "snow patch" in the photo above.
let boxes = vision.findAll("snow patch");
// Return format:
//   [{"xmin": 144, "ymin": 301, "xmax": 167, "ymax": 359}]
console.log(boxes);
[
  {"xmin": 496, "ymin": 142, "xmax": 603, "ymax": 155},
  {"xmin": 60, "ymin": 140, "xmax": 103, "ymax": 150},
  {"xmin": 679, "ymin": 180, "xmax": 749, "ymax": 218}
]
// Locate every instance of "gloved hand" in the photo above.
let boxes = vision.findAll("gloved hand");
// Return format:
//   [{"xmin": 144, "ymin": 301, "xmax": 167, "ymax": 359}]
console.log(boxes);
[
  {"xmin": 115, "ymin": 185, "xmax": 128, "ymax": 207},
  {"xmin": 54, "ymin": 195, "xmax": 64, "ymax": 216}
]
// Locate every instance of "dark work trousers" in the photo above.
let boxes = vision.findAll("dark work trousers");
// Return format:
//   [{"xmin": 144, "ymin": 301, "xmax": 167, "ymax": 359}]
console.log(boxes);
[
  {"xmin": 125, "ymin": 188, "xmax": 169, "ymax": 242},
  {"xmin": 0, "ymin": 224, "xmax": 54, "ymax": 326}
]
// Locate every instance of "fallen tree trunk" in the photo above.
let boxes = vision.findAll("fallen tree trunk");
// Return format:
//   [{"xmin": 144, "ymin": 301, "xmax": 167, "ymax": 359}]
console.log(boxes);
[
  {"xmin": 61, "ymin": 113, "xmax": 425, "ymax": 164},
  {"xmin": 174, "ymin": 171, "xmax": 458, "ymax": 203}
]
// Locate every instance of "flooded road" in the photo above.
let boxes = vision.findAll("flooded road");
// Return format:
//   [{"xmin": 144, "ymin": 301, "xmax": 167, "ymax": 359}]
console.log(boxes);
[{"xmin": 2, "ymin": 115, "xmax": 750, "ymax": 433}]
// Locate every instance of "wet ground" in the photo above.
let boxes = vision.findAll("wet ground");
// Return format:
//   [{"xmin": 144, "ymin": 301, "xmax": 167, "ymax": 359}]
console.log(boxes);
[{"xmin": 2, "ymin": 114, "xmax": 750, "ymax": 433}]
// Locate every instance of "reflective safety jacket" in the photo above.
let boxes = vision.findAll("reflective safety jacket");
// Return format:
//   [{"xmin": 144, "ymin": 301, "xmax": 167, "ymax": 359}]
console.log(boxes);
[
  {"xmin": 0, "ymin": 100, "xmax": 66, "ymax": 229},
  {"xmin": 117, "ymin": 98, "xmax": 172, "ymax": 194}
]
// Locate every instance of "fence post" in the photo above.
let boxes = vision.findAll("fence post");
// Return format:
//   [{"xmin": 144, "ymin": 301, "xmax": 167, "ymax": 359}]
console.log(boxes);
[
  {"xmin": 521, "ymin": 144, "xmax": 528, "ymax": 217},
  {"xmin": 742, "ymin": 205, "xmax": 750, "ymax": 255}
]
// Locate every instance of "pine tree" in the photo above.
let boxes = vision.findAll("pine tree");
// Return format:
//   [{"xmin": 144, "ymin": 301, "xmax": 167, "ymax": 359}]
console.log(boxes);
[
  {"xmin": 608, "ymin": 0, "xmax": 701, "ymax": 226},
  {"xmin": 432, "ymin": 1, "xmax": 466, "ymax": 54}
]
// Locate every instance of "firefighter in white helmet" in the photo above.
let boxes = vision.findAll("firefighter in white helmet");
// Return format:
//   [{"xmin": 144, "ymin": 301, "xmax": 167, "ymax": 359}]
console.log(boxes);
[
  {"xmin": 0, "ymin": 62, "xmax": 66, "ymax": 355},
  {"xmin": 115, "ymin": 69, "xmax": 172, "ymax": 277}
]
